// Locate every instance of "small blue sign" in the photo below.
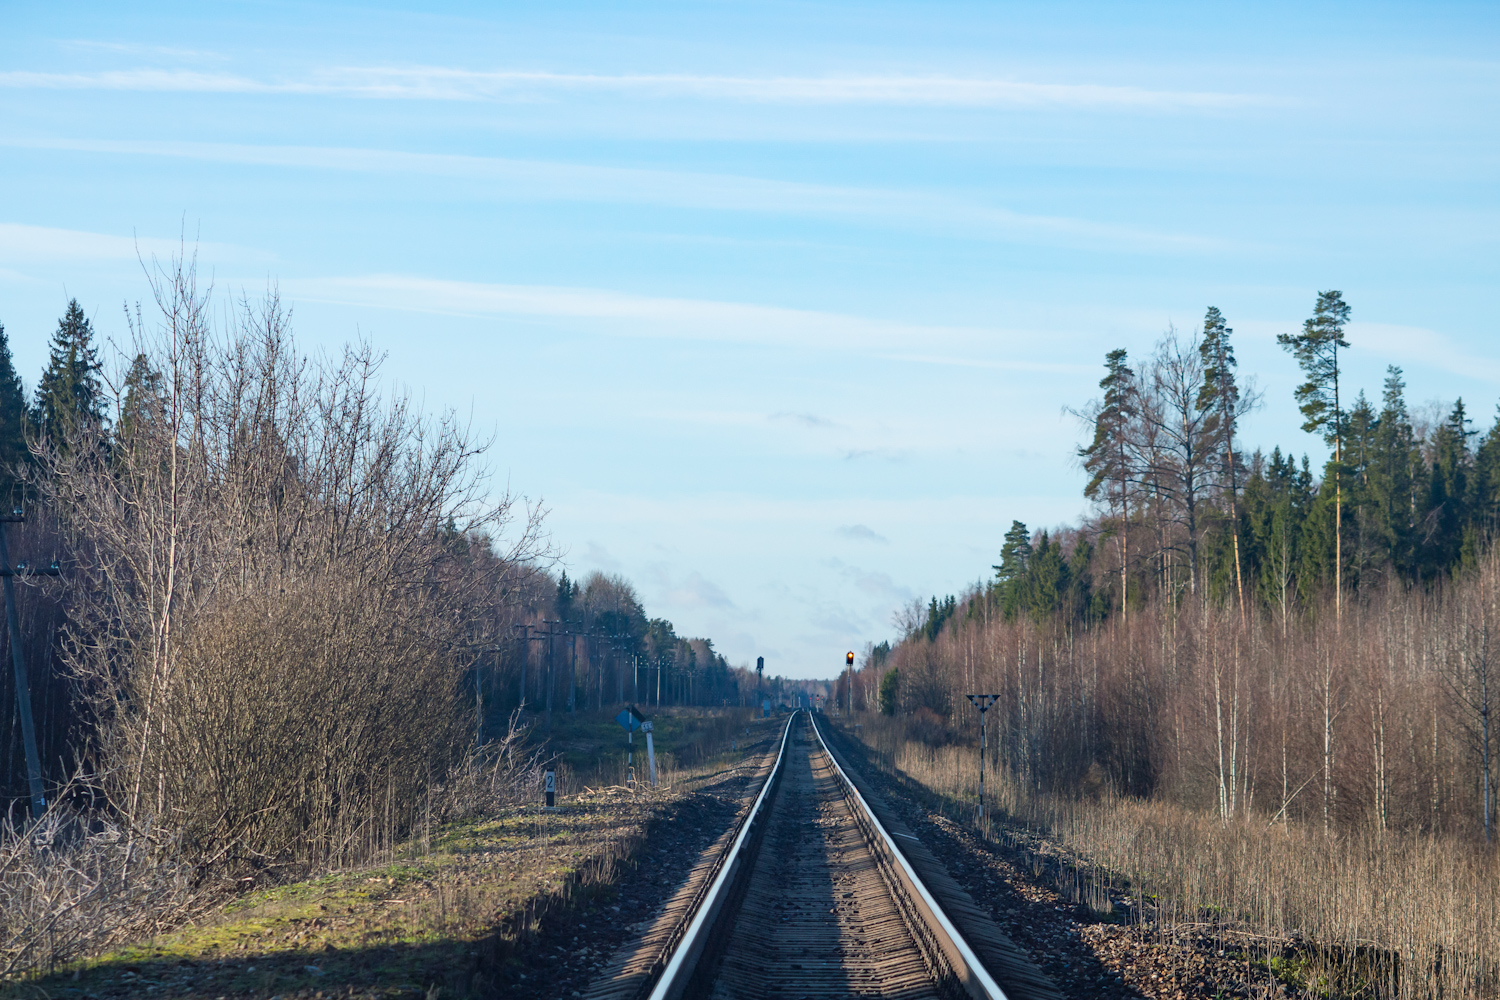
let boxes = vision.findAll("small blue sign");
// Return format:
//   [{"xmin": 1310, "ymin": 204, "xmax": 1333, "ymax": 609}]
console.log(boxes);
[{"xmin": 616, "ymin": 710, "xmax": 641, "ymax": 731}]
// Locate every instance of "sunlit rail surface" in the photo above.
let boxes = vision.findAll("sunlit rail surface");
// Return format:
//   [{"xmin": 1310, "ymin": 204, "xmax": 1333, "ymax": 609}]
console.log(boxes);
[{"xmin": 587, "ymin": 710, "xmax": 1056, "ymax": 1000}]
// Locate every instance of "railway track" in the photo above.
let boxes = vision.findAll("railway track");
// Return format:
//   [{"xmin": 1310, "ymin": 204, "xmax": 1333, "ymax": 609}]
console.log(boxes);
[{"xmin": 586, "ymin": 711, "xmax": 1060, "ymax": 1000}]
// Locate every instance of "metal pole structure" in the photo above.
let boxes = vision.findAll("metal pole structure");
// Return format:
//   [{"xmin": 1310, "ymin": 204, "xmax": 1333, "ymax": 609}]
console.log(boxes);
[
  {"xmin": 846, "ymin": 650, "xmax": 855, "ymax": 717},
  {"xmin": 542, "ymin": 619, "xmax": 558, "ymax": 729},
  {"xmin": 512, "ymin": 623, "xmax": 529, "ymax": 712},
  {"xmin": 566, "ymin": 621, "xmax": 577, "ymax": 714},
  {"xmin": 0, "ymin": 510, "xmax": 60, "ymax": 821},
  {"xmin": 965, "ymin": 694, "xmax": 1000, "ymax": 827}
]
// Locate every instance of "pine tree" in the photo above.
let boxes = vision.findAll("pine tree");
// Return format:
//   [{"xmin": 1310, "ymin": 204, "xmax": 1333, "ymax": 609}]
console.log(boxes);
[
  {"xmin": 1197, "ymin": 307, "xmax": 1251, "ymax": 623},
  {"xmin": 0, "ymin": 322, "xmax": 29, "ymax": 500},
  {"xmin": 993, "ymin": 520, "xmax": 1033, "ymax": 621},
  {"xmin": 1080, "ymin": 348, "xmax": 1137, "ymax": 622},
  {"xmin": 1278, "ymin": 291, "xmax": 1351, "ymax": 618},
  {"xmin": 34, "ymin": 299, "xmax": 105, "ymax": 443}
]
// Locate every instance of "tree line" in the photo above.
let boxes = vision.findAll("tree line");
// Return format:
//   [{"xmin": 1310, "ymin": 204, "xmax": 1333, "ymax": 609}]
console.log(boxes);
[
  {"xmin": 860, "ymin": 291, "xmax": 1500, "ymax": 844},
  {"xmin": 0, "ymin": 261, "xmax": 739, "ymax": 878},
  {"xmin": 979, "ymin": 292, "xmax": 1500, "ymax": 631},
  {"xmin": 481, "ymin": 566, "xmax": 759, "ymax": 739}
]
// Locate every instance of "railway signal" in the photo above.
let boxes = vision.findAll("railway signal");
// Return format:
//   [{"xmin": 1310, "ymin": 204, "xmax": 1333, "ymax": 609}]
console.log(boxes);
[
  {"xmin": 965, "ymin": 694, "xmax": 1002, "ymax": 826},
  {"xmin": 845, "ymin": 650, "xmax": 855, "ymax": 717}
]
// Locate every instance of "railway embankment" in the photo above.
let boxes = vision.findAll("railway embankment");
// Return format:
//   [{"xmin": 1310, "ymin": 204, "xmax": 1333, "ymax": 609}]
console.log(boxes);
[{"xmin": 9, "ymin": 716, "xmax": 784, "ymax": 1000}]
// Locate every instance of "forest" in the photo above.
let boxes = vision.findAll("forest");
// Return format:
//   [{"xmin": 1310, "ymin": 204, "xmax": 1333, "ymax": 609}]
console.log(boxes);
[{"xmin": 856, "ymin": 291, "xmax": 1500, "ymax": 844}]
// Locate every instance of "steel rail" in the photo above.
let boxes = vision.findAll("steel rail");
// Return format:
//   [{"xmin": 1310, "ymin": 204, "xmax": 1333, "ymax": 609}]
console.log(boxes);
[
  {"xmin": 809, "ymin": 711, "xmax": 1011, "ymax": 1000},
  {"xmin": 645, "ymin": 711, "xmax": 797, "ymax": 1000}
]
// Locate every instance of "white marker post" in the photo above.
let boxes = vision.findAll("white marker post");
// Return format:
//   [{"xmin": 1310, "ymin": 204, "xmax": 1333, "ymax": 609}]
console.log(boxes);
[
  {"xmin": 642, "ymin": 720, "xmax": 657, "ymax": 787},
  {"xmin": 544, "ymin": 769, "xmax": 556, "ymax": 809}
]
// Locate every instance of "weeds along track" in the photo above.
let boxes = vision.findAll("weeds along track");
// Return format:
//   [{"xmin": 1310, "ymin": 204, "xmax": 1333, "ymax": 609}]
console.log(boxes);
[{"xmin": 587, "ymin": 711, "xmax": 1060, "ymax": 1000}]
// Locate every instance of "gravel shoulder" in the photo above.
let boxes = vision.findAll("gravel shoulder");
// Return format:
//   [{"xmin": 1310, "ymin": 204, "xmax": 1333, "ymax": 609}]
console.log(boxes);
[{"xmin": 825, "ymin": 722, "xmax": 1289, "ymax": 1000}]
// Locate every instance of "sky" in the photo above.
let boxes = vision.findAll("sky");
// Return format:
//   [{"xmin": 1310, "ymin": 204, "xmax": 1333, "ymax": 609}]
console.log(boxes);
[{"xmin": 2, "ymin": 1, "xmax": 1499, "ymax": 678}]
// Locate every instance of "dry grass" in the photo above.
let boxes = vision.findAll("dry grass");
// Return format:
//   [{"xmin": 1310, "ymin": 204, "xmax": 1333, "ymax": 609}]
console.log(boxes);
[
  {"xmin": 852, "ymin": 716, "xmax": 1500, "ymax": 1000},
  {"xmin": 2, "ymin": 714, "xmax": 778, "ymax": 998}
]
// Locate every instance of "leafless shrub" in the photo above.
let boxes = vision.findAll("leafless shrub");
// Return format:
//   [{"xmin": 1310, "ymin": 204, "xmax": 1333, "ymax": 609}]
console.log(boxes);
[
  {"xmin": 437, "ymin": 709, "xmax": 555, "ymax": 820},
  {"xmin": 0, "ymin": 783, "xmax": 198, "ymax": 979},
  {"xmin": 28, "ymin": 249, "xmax": 548, "ymax": 878}
]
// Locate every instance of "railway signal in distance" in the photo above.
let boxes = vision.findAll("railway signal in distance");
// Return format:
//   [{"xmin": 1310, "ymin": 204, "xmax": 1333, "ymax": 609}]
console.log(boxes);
[{"xmin": 965, "ymin": 694, "xmax": 1001, "ymax": 826}]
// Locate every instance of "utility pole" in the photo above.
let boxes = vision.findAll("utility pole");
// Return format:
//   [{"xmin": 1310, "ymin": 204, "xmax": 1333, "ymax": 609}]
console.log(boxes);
[
  {"xmin": 564, "ymin": 619, "xmax": 581, "ymax": 713},
  {"xmin": 965, "ymin": 694, "xmax": 1001, "ymax": 827},
  {"xmin": 0, "ymin": 508, "xmax": 60, "ymax": 821},
  {"xmin": 542, "ymin": 619, "xmax": 559, "ymax": 729}
]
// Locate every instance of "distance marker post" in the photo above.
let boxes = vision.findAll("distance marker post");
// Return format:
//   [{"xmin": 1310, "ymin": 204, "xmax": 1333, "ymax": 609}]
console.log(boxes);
[
  {"xmin": 616, "ymin": 705, "xmax": 646, "ymax": 787},
  {"xmin": 642, "ymin": 720, "xmax": 658, "ymax": 787},
  {"xmin": 544, "ymin": 770, "xmax": 556, "ymax": 809}
]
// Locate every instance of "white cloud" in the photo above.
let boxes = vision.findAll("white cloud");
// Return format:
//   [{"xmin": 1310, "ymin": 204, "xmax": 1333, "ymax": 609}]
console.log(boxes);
[
  {"xmin": 1, "ymin": 137, "xmax": 1222, "ymax": 253},
  {"xmin": 0, "ymin": 66, "xmax": 1259, "ymax": 111},
  {"xmin": 279, "ymin": 273, "xmax": 994, "ymax": 354},
  {"xmin": 665, "ymin": 571, "xmax": 736, "ymax": 610},
  {"xmin": 0, "ymin": 222, "xmax": 260, "ymax": 266},
  {"xmin": 1347, "ymin": 322, "xmax": 1500, "ymax": 385}
]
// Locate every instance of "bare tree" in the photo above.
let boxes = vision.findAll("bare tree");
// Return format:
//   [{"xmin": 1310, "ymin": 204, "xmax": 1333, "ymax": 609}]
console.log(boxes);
[{"xmin": 31, "ymin": 251, "xmax": 547, "ymax": 873}]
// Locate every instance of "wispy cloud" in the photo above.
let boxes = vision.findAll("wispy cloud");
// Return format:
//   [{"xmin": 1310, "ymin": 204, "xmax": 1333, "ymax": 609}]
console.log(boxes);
[
  {"xmin": 666, "ymin": 572, "xmax": 736, "ymax": 610},
  {"xmin": 842, "ymin": 447, "xmax": 906, "ymax": 462},
  {"xmin": 1349, "ymin": 322, "xmax": 1500, "ymax": 384},
  {"xmin": 1, "ymin": 137, "xmax": 1224, "ymax": 253},
  {"xmin": 281, "ymin": 273, "xmax": 991, "ymax": 353},
  {"xmin": 0, "ymin": 222, "xmax": 261, "ymax": 265},
  {"xmin": 836, "ymin": 524, "xmax": 889, "ymax": 544},
  {"xmin": 0, "ymin": 66, "xmax": 1259, "ymax": 111},
  {"xmin": 770, "ymin": 411, "xmax": 841, "ymax": 430},
  {"xmin": 884, "ymin": 353, "xmax": 1097, "ymax": 376},
  {"xmin": 59, "ymin": 41, "xmax": 228, "ymax": 61}
]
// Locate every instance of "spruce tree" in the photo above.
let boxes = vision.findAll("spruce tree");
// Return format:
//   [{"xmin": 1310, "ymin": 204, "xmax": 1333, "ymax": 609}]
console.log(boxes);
[
  {"xmin": 1278, "ymin": 291, "xmax": 1351, "ymax": 618},
  {"xmin": 1426, "ymin": 399, "xmax": 1476, "ymax": 575},
  {"xmin": 1369, "ymin": 367, "xmax": 1421, "ymax": 578},
  {"xmin": 1026, "ymin": 531, "xmax": 1070, "ymax": 622},
  {"xmin": 0, "ymin": 322, "xmax": 29, "ymax": 499},
  {"xmin": 1345, "ymin": 391, "xmax": 1378, "ymax": 587},
  {"xmin": 118, "ymin": 352, "xmax": 164, "ymax": 446},
  {"xmin": 1473, "ymin": 406, "xmax": 1500, "ymax": 532},
  {"xmin": 34, "ymin": 299, "xmax": 104, "ymax": 443}
]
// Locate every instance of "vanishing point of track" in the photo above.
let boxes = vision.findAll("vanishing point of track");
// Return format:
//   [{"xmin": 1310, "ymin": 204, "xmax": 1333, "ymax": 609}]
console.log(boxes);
[{"xmin": 587, "ymin": 710, "xmax": 1058, "ymax": 1000}]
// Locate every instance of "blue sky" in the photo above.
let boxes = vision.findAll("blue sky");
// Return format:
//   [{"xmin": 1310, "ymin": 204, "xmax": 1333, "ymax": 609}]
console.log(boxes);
[{"xmin": 2, "ymin": 1, "xmax": 1498, "ymax": 677}]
